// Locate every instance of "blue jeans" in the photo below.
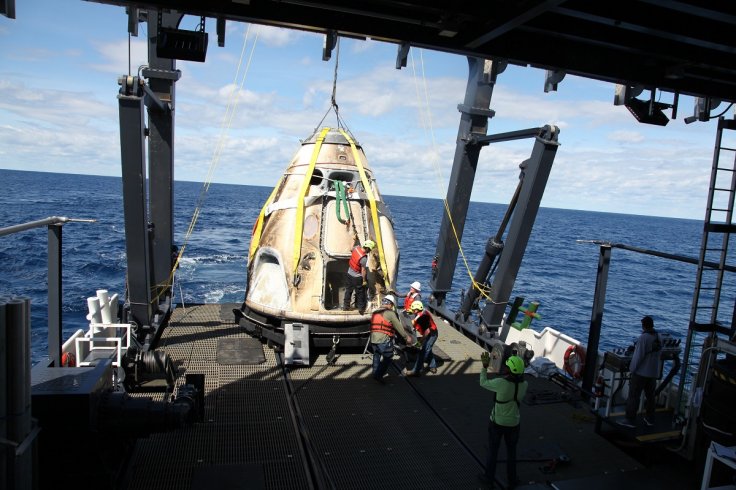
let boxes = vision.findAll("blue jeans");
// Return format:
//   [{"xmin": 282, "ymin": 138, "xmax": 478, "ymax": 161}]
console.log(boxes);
[
  {"xmin": 486, "ymin": 420, "xmax": 520, "ymax": 485},
  {"xmin": 412, "ymin": 332, "xmax": 437, "ymax": 373},
  {"xmin": 372, "ymin": 340, "xmax": 394, "ymax": 380}
]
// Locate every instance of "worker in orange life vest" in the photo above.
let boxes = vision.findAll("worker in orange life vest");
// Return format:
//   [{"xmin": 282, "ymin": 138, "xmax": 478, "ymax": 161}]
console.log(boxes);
[
  {"xmin": 402, "ymin": 281, "xmax": 422, "ymax": 312},
  {"xmin": 370, "ymin": 294, "xmax": 413, "ymax": 382},
  {"xmin": 343, "ymin": 240, "xmax": 374, "ymax": 313},
  {"xmin": 403, "ymin": 301, "xmax": 439, "ymax": 376}
]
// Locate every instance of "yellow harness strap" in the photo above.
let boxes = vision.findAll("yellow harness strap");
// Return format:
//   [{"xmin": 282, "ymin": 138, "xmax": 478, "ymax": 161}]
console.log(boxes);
[
  {"xmin": 339, "ymin": 129, "xmax": 391, "ymax": 289},
  {"xmin": 249, "ymin": 175, "xmax": 284, "ymax": 260},
  {"xmin": 292, "ymin": 127, "xmax": 330, "ymax": 278}
]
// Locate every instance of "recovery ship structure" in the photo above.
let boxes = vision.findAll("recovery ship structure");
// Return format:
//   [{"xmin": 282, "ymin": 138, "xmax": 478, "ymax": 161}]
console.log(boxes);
[{"xmin": 2, "ymin": 1, "xmax": 736, "ymax": 489}]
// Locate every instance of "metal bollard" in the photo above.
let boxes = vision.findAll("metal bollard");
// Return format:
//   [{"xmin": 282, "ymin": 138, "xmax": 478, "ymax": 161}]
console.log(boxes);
[{"xmin": 3, "ymin": 297, "xmax": 33, "ymax": 490}]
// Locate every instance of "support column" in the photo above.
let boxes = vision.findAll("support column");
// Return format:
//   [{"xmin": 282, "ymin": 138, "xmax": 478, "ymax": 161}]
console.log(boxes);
[
  {"xmin": 481, "ymin": 126, "xmax": 559, "ymax": 328},
  {"xmin": 582, "ymin": 244, "xmax": 611, "ymax": 396},
  {"xmin": 118, "ymin": 78, "xmax": 153, "ymax": 331},
  {"xmin": 430, "ymin": 57, "xmax": 500, "ymax": 303},
  {"xmin": 145, "ymin": 11, "xmax": 181, "ymax": 307},
  {"xmin": 47, "ymin": 224, "xmax": 62, "ymax": 367}
]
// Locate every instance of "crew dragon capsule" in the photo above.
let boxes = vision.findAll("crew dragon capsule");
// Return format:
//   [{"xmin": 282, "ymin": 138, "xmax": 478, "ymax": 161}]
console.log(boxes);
[{"xmin": 235, "ymin": 127, "xmax": 400, "ymax": 353}]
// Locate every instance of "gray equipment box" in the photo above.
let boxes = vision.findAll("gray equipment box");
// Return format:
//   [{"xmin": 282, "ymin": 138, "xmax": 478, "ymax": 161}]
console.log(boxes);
[{"xmin": 285, "ymin": 323, "xmax": 310, "ymax": 365}]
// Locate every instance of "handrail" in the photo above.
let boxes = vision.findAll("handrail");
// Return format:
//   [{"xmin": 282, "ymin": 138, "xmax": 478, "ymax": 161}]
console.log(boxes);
[
  {"xmin": 0, "ymin": 216, "xmax": 96, "ymax": 237},
  {"xmin": 0, "ymin": 216, "xmax": 95, "ymax": 367}
]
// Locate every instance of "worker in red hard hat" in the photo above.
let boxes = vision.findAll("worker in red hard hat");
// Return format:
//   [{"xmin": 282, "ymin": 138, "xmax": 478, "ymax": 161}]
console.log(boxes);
[{"xmin": 369, "ymin": 294, "xmax": 413, "ymax": 383}]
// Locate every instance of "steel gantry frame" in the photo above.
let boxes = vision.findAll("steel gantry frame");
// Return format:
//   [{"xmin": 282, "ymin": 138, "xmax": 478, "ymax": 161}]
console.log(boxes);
[{"xmin": 117, "ymin": 11, "xmax": 181, "ymax": 346}]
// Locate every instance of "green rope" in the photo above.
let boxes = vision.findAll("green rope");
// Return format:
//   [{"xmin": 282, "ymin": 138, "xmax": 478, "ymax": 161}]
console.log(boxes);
[{"xmin": 335, "ymin": 181, "xmax": 351, "ymax": 224}]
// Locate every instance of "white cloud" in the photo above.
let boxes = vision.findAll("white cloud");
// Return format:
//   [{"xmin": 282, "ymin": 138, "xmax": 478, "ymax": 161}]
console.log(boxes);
[
  {"xmin": 89, "ymin": 39, "xmax": 148, "ymax": 75},
  {"xmin": 0, "ymin": 79, "xmax": 116, "ymax": 127},
  {"xmin": 609, "ymin": 130, "xmax": 645, "ymax": 143},
  {"xmin": 255, "ymin": 25, "xmax": 302, "ymax": 47}
]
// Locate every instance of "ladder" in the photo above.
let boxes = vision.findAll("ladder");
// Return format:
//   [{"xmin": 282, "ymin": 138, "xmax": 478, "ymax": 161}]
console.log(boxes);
[{"xmin": 676, "ymin": 117, "xmax": 736, "ymax": 416}]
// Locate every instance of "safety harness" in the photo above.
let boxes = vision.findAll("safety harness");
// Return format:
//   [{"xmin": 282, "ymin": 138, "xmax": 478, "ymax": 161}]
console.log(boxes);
[{"xmin": 495, "ymin": 375, "xmax": 523, "ymax": 408}]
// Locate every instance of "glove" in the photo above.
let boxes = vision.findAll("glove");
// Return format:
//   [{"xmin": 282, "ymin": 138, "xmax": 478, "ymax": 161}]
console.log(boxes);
[{"xmin": 481, "ymin": 351, "xmax": 490, "ymax": 368}]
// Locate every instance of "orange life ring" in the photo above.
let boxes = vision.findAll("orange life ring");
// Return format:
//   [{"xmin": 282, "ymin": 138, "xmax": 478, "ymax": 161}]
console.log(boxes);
[
  {"xmin": 563, "ymin": 344, "xmax": 585, "ymax": 379},
  {"xmin": 61, "ymin": 351, "xmax": 76, "ymax": 367}
]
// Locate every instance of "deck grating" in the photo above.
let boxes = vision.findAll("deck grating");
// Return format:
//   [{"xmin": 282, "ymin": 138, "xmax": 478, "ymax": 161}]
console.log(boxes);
[{"xmin": 123, "ymin": 304, "xmax": 695, "ymax": 490}]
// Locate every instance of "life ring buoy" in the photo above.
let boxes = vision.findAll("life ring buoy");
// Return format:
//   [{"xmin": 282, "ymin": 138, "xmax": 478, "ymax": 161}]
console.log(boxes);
[
  {"xmin": 563, "ymin": 344, "xmax": 585, "ymax": 379},
  {"xmin": 61, "ymin": 351, "xmax": 76, "ymax": 367}
]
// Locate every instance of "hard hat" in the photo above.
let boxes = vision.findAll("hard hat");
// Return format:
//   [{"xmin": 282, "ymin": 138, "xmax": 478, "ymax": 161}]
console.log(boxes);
[
  {"xmin": 410, "ymin": 281, "xmax": 421, "ymax": 291},
  {"xmin": 363, "ymin": 240, "xmax": 376, "ymax": 250},
  {"xmin": 410, "ymin": 300, "xmax": 423, "ymax": 312},
  {"xmin": 505, "ymin": 355, "xmax": 525, "ymax": 375},
  {"xmin": 383, "ymin": 294, "xmax": 396, "ymax": 305}
]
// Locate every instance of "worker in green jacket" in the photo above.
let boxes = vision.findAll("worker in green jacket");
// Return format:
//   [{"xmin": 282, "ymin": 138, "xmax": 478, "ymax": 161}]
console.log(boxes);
[{"xmin": 479, "ymin": 353, "xmax": 528, "ymax": 489}]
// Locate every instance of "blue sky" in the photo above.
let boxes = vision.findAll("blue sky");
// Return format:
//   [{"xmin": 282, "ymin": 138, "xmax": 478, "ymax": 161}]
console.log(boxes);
[{"xmin": 1, "ymin": 1, "xmax": 731, "ymax": 220}]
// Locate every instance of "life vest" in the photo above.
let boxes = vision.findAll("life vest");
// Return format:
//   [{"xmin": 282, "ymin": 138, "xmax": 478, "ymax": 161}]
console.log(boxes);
[
  {"xmin": 349, "ymin": 246, "xmax": 367, "ymax": 273},
  {"xmin": 413, "ymin": 310, "xmax": 437, "ymax": 336},
  {"xmin": 403, "ymin": 291, "xmax": 420, "ymax": 311},
  {"xmin": 370, "ymin": 309, "xmax": 395, "ymax": 337}
]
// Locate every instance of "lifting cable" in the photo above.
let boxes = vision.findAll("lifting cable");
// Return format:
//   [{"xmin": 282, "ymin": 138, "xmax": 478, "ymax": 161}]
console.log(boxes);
[
  {"xmin": 410, "ymin": 49, "xmax": 499, "ymax": 304},
  {"xmin": 151, "ymin": 24, "xmax": 261, "ymax": 303}
]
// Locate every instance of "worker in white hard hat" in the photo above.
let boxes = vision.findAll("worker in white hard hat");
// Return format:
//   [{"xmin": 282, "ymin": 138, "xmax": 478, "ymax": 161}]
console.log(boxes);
[
  {"xmin": 369, "ymin": 294, "xmax": 413, "ymax": 382},
  {"xmin": 343, "ymin": 239, "xmax": 375, "ymax": 313},
  {"xmin": 402, "ymin": 281, "xmax": 422, "ymax": 313}
]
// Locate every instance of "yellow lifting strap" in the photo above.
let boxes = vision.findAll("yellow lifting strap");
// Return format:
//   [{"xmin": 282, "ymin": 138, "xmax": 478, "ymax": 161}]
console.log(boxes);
[
  {"xmin": 292, "ymin": 126, "xmax": 331, "ymax": 278},
  {"xmin": 339, "ymin": 128, "xmax": 391, "ymax": 289},
  {"xmin": 249, "ymin": 175, "xmax": 284, "ymax": 260}
]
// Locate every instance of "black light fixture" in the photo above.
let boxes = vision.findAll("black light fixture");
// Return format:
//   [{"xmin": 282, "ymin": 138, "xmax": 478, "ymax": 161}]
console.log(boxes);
[
  {"xmin": 156, "ymin": 14, "xmax": 208, "ymax": 62},
  {"xmin": 684, "ymin": 97, "xmax": 722, "ymax": 124},
  {"xmin": 614, "ymin": 85, "xmax": 670, "ymax": 126},
  {"xmin": 544, "ymin": 69, "xmax": 566, "ymax": 93}
]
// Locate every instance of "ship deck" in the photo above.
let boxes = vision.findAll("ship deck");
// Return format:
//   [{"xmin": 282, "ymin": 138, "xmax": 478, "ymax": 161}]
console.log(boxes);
[{"xmin": 123, "ymin": 304, "xmax": 699, "ymax": 490}]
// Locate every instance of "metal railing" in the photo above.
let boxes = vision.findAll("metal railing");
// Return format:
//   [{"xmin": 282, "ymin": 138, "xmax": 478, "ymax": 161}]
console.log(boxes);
[{"xmin": 0, "ymin": 216, "xmax": 95, "ymax": 366}]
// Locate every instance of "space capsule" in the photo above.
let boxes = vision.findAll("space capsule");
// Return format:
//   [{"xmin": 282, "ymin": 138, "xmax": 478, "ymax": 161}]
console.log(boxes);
[{"xmin": 235, "ymin": 127, "xmax": 400, "ymax": 352}]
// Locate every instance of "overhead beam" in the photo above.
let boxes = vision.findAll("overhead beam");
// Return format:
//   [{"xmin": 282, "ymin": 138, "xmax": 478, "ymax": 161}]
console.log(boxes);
[
  {"xmin": 83, "ymin": 0, "xmax": 736, "ymax": 102},
  {"xmin": 466, "ymin": 0, "xmax": 566, "ymax": 49}
]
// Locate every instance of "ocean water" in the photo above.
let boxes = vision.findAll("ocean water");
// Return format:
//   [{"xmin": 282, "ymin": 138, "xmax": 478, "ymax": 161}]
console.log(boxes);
[{"xmin": 1, "ymin": 169, "xmax": 733, "ymax": 365}]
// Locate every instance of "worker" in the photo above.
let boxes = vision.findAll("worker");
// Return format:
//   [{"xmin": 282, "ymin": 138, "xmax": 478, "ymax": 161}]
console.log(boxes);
[
  {"xmin": 619, "ymin": 315, "xmax": 662, "ymax": 428},
  {"xmin": 479, "ymin": 353, "xmax": 528, "ymax": 489},
  {"xmin": 402, "ymin": 281, "xmax": 422, "ymax": 313},
  {"xmin": 343, "ymin": 239, "xmax": 374, "ymax": 313},
  {"xmin": 403, "ymin": 301, "xmax": 438, "ymax": 376},
  {"xmin": 370, "ymin": 294, "xmax": 413, "ymax": 382}
]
